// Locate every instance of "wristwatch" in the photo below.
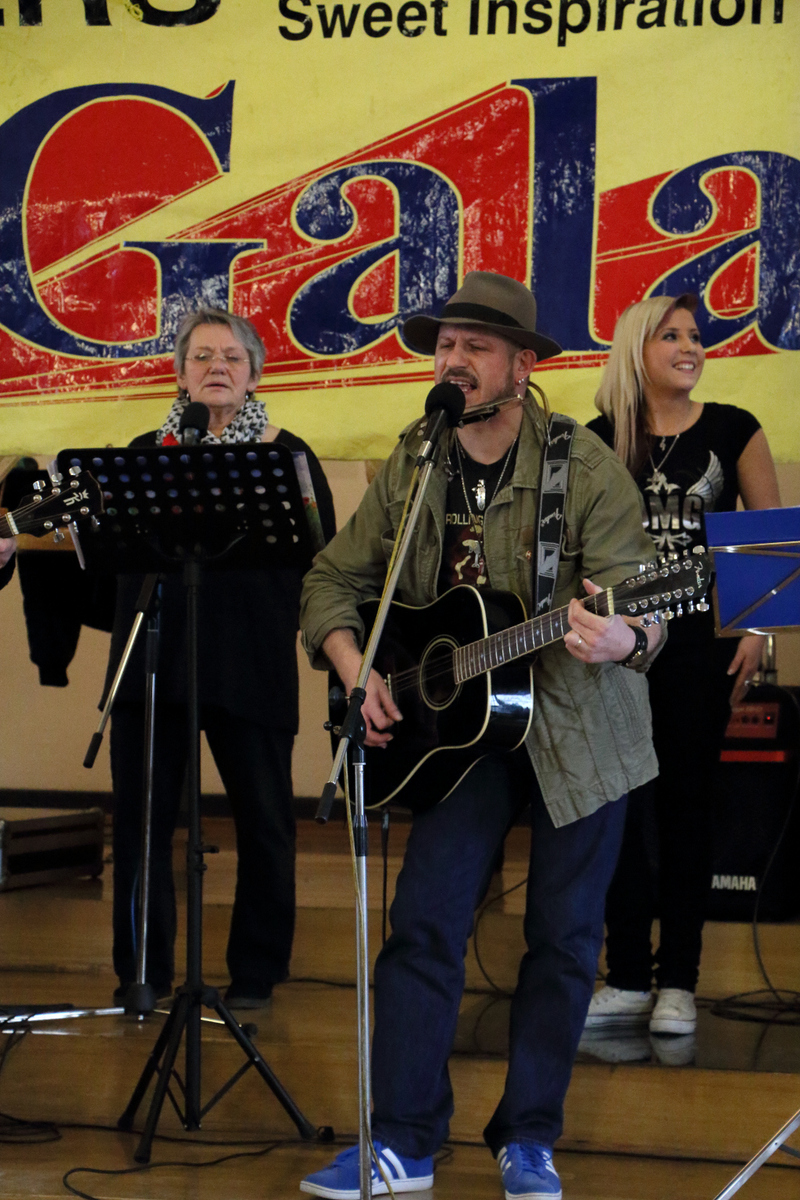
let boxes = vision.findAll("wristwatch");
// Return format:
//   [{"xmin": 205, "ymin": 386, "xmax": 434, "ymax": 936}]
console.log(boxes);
[{"xmin": 618, "ymin": 624, "xmax": 648, "ymax": 668}]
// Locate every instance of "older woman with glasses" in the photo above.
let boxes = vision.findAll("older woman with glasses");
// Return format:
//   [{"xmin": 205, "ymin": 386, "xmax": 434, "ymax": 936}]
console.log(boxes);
[{"xmin": 105, "ymin": 307, "xmax": 336, "ymax": 1010}]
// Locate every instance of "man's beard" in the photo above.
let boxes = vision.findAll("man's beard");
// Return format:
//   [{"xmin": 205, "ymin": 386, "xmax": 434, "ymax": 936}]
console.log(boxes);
[{"xmin": 440, "ymin": 364, "xmax": 517, "ymax": 408}]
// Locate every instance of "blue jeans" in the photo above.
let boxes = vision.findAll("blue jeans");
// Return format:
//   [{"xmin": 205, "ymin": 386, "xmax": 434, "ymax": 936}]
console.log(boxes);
[{"xmin": 370, "ymin": 752, "xmax": 627, "ymax": 1157}]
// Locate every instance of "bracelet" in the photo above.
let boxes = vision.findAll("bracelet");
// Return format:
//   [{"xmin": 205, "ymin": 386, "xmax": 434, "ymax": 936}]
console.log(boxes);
[{"xmin": 618, "ymin": 624, "xmax": 648, "ymax": 668}]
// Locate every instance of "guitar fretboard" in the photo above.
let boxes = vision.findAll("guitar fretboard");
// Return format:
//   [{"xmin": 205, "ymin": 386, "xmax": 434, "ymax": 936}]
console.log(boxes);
[{"xmin": 453, "ymin": 592, "xmax": 610, "ymax": 683}]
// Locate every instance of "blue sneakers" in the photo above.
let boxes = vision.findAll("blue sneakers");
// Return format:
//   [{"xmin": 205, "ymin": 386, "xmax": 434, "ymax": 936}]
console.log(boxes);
[
  {"xmin": 498, "ymin": 1143, "xmax": 562, "ymax": 1199},
  {"xmin": 300, "ymin": 1141, "xmax": 434, "ymax": 1198}
]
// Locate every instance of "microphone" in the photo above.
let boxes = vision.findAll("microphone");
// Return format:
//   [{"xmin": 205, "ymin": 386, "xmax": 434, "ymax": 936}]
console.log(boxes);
[
  {"xmin": 179, "ymin": 402, "xmax": 210, "ymax": 446},
  {"xmin": 418, "ymin": 382, "xmax": 465, "ymax": 464}
]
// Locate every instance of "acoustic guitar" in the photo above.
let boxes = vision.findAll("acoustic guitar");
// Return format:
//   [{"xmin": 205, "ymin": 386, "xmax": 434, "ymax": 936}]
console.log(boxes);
[
  {"xmin": 0, "ymin": 471, "xmax": 103, "ymax": 540},
  {"xmin": 330, "ymin": 550, "xmax": 711, "ymax": 812}
]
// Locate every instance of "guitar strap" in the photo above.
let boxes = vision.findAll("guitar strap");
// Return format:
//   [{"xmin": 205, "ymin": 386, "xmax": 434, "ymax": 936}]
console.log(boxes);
[{"xmin": 533, "ymin": 413, "xmax": 576, "ymax": 617}]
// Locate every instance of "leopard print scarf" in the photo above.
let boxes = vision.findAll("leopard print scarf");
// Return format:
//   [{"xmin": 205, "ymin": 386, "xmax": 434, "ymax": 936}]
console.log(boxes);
[{"xmin": 156, "ymin": 391, "xmax": 269, "ymax": 445}]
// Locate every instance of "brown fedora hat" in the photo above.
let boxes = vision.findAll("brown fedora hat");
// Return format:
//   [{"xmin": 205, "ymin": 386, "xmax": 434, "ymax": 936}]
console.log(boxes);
[{"xmin": 402, "ymin": 271, "xmax": 562, "ymax": 362}]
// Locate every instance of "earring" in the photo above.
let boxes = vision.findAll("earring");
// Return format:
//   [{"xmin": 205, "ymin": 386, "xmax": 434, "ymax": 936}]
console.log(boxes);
[
  {"xmin": 245, "ymin": 390, "xmax": 253, "ymax": 401},
  {"xmin": 178, "ymin": 387, "xmax": 190, "ymax": 402}
]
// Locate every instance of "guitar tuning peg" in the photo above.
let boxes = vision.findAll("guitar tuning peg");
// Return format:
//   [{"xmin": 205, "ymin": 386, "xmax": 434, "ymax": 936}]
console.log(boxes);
[
  {"xmin": 52, "ymin": 529, "xmax": 66, "ymax": 543},
  {"xmin": 675, "ymin": 603, "xmax": 684, "ymax": 618},
  {"xmin": 653, "ymin": 611, "xmax": 662, "ymax": 624},
  {"xmin": 663, "ymin": 608, "xmax": 674, "ymax": 620},
  {"xmin": 91, "ymin": 517, "xmax": 100, "ymax": 530},
  {"xmin": 668, "ymin": 552, "xmax": 679, "ymax": 561},
  {"xmin": 686, "ymin": 601, "xmax": 695, "ymax": 614},
  {"xmin": 32, "ymin": 479, "xmax": 45, "ymax": 492},
  {"xmin": 641, "ymin": 615, "xmax": 653, "ymax": 627},
  {"xmin": 638, "ymin": 563, "xmax": 647, "ymax": 574},
  {"xmin": 68, "ymin": 465, "xmax": 81, "ymax": 477},
  {"xmin": 696, "ymin": 601, "xmax": 710, "ymax": 612},
  {"xmin": 694, "ymin": 545, "xmax": 706, "ymax": 555}
]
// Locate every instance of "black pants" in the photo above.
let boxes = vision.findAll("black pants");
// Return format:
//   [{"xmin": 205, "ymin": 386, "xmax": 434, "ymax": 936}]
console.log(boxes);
[
  {"xmin": 110, "ymin": 702, "xmax": 295, "ymax": 995},
  {"xmin": 604, "ymin": 637, "xmax": 735, "ymax": 993}
]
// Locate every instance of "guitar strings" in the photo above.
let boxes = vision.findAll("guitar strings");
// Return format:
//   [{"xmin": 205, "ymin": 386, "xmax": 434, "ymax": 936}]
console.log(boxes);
[
  {"xmin": 383, "ymin": 597, "xmax": 604, "ymax": 694},
  {"xmin": 2, "ymin": 497, "xmax": 64, "ymax": 529}
]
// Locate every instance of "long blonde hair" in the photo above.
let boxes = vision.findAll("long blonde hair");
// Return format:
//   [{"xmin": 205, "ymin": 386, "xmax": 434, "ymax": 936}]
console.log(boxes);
[{"xmin": 594, "ymin": 293, "xmax": 698, "ymax": 476}]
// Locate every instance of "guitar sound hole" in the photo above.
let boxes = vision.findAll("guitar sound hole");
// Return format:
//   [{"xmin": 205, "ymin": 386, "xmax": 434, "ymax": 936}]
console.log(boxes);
[{"xmin": 419, "ymin": 638, "xmax": 459, "ymax": 710}]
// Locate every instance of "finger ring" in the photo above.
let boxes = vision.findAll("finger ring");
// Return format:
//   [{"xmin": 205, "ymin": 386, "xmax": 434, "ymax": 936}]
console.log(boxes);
[
  {"xmin": 744, "ymin": 679, "xmax": 752, "ymax": 687},
  {"xmin": 576, "ymin": 636, "xmax": 583, "ymax": 647}
]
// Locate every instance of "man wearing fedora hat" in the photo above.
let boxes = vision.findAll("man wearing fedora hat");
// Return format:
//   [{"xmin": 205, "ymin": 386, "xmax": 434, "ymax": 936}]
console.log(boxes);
[{"xmin": 299, "ymin": 272, "xmax": 663, "ymax": 1199}]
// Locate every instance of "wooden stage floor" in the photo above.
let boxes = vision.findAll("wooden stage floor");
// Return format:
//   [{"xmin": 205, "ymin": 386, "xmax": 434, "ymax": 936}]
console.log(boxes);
[{"xmin": 0, "ymin": 815, "xmax": 798, "ymax": 1200}]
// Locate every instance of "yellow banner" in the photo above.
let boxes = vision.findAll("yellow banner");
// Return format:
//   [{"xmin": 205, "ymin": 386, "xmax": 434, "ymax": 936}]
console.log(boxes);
[{"xmin": 0, "ymin": 0, "xmax": 797, "ymax": 459}]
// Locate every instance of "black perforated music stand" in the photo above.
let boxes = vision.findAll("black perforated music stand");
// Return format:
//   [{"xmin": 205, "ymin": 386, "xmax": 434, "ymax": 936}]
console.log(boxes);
[
  {"xmin": 58, "ymin": 442, "xmax": 324, "ymax": 573},
  {"xmin": 705, "ymin": 505, "xmax": 800, "ymax": 1197},
  {"xmin": 57, "ymin": 443, "xmax": 326, "ymax": 1162}
]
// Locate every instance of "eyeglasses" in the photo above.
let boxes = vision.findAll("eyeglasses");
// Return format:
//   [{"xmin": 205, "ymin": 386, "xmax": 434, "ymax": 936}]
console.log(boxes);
[{"xmin": 186, "ymin": 352, "xmax": 249, "ymax": 367}]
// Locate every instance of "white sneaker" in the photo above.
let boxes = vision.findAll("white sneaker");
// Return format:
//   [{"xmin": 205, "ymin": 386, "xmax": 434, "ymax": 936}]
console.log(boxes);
[
  {"xmin": 650, "ymin": 1032, "xmax": 696, "ymax": 1066},
  {"xmin": 578, "ymin": 1028, "xmax": 651, "ymax": 1063},
  {"xmin": 584, "ymin": 985, "xmax": 654, "ymax": 1028},
  {"xmin": 649, "ymin": 988, "xmax": 696, "ymax": 1035}
]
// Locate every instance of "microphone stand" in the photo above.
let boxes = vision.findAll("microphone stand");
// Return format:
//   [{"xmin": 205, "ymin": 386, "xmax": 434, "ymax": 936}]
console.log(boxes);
[
  {"xmin": 317, "ymin": 404, "xmax": 458, "ymax": 1199},
  {"xmin": 85, "ymin": 572, "xmax": 164, "ymax": 1017}
]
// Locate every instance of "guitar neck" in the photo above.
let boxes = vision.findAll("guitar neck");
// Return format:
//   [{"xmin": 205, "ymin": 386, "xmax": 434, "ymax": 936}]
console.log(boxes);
[
  {"xmin": 454, "ymin": 596, "xmax": 598, "ymax": 683},
  {"xmin": 0, "ymin": 513, "xmax": 14, "ymax": 539}
]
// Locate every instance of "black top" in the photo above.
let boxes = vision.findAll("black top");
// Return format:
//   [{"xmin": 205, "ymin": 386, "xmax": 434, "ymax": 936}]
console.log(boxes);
[
  {"xmin": 588, "ymin": 402, "xmax": 760, "ymax": 645},
  {"xmin": 438, "ymin": 441, "xmax": 519, "ymax": 593},
  {"xmin": 103, "ymin": 428, "xmax": 336, "ymax": 731}
]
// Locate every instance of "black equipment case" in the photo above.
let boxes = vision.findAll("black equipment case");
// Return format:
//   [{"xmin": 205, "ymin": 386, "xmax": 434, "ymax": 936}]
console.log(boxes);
[
  {"xmin": 709, "ymin": 684, "xmax": 800, "ymax": 921},
  {"xmin": 0, "ymin": 807, "xmax": 105, "ymax": 891}
]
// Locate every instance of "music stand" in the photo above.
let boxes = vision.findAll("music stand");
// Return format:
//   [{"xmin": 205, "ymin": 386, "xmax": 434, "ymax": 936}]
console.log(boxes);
[
  {"xmin": 706, "ymin": 506, "xmax": 800, "ymax": 636},
  {"xmin": 705, "ymin": 505, "xmax": 800, "ymax": 1197},
  {"xmin": 56, "ymin": 443, "xmax": 327, "ymax": 1162}
]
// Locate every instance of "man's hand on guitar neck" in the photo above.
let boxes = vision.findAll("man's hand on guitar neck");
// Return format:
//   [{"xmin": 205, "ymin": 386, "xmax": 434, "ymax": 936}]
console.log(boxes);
[
  {"xmin": 322, "ymin": 628, "xmax": 403, "ymax": 748},
  {"xmin": 565, "ymin": 578, "xmax": 661, "ymax": 664}
]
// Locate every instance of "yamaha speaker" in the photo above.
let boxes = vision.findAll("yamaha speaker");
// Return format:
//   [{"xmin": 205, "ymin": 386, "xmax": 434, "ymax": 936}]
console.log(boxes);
[{"xmin": 709, "ymin": 684, "xmax": 800, "ymax": 921}]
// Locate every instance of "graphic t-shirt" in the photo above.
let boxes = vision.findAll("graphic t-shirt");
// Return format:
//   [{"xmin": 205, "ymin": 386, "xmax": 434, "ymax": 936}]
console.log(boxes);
[
  {"xmin": 588, "ymin": 402, "xmax": 760, "ymax": 643},
  {"xmin": 438, "ymin": 440, "xmax": 518, "ymax": 594}
]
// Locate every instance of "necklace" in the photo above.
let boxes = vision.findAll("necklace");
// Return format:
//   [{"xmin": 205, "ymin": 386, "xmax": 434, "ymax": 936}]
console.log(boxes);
[
  {"xmin": 452, "ymin": 436, "xmax": 518, "ymax": 583},
  {"xmin": 456, "ymin": 435, "xmax": 518, "ymax": 515},
  {"xmin": 649, "ymin": 432, "xmax": 681, "ymax": 476}
]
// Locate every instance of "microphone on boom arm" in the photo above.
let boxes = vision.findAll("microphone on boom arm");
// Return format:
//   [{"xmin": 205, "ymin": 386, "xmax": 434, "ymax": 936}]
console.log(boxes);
[
  {"xmin": 179, "ymin": 402, "xmax": 210, "ymax": 446},
  {"xmin": 417, "ymin": 382, "xmax": 466, "ymax": 465}
]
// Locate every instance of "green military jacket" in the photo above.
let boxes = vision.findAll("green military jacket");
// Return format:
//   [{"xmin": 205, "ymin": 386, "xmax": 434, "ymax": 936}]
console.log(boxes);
[{"xmin": 301, "ymin": 399, "xmax": 662, "ymax": 826}]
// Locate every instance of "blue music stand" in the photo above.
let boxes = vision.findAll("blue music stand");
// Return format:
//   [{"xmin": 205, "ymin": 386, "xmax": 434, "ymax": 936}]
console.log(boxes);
[
  {"xmin": 705, "ymin": 506, "xmax": 800, "ymax": 636},
  {"xmin": 705, "ymin": 506, "xmax": 800, "ymax": 1198}
]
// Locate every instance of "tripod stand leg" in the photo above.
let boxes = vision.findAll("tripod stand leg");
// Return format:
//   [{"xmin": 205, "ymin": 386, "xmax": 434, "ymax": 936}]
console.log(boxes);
[
  {"xmin": 712, "ymin": 1105, "xmax": 800, "ymax": 1199},
  {"xmin": 120, "ymin": 990, "xmax": 191, "ymax": 1164},
  {"xmin": 211, "ymin": 997, "xmax": 318, "ymax": 1138},
  {"xmin": 184, "ymin": 993, "xmax": 202, "ymax": 1130},
  {"xmin": 117, "ymin": 996, "xmax": 180, "ymax": 1133}
]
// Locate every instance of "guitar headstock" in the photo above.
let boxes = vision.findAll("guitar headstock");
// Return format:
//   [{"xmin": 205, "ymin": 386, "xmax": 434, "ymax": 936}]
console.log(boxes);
[
  {"xmin": 2, "ymin": 470, "xmax": 104, "ymax": 540},
  {"xmin": 610, "ymin": 548, "xmax": 712, "ymax": 622}
]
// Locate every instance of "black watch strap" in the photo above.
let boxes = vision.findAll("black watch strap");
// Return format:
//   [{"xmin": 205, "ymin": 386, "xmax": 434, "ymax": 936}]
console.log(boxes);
[{"xmin": 618, "ymin": 623, "xmax": 648, "ymax": 668}]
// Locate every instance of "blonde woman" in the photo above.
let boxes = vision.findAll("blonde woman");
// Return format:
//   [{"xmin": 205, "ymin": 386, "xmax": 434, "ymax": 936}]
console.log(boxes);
[{"xmin": 585, "ymin": 294, "xmax": 780, "ymax": 1037}]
